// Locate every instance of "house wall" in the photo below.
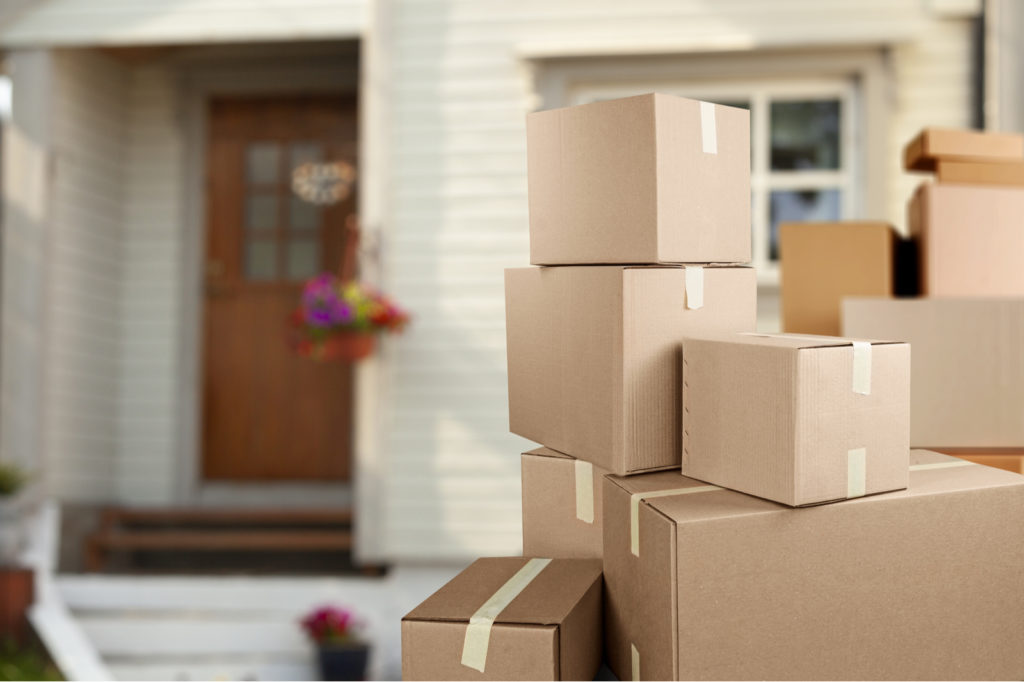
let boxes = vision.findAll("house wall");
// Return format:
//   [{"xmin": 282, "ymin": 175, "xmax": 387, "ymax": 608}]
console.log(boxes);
[{"xmin": 371, "ymin": 0, "xmax": 979, "ymax": 560}]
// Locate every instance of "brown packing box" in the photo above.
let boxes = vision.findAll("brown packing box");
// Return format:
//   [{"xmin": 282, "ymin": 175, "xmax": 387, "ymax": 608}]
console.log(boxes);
[
  {"xmin": 521, "ymin": 448, "xmax": 607, "ymax": 559},
  {"xmin": 843, "ymin": 297, "xmax": 1024, "ymax": 448},
  {"xmin": 910, "ymin": 182, "xmax": 1024, "ymax": 296},
  {"xmin": 505, "ymin": 265, "xmax": 757, "ymax": 476},
  {"xmin": 936, "ymin": 159, "xmax": 1024, "ymax": 186},
  {"xmin": 401, "ymin": 557, "xmax": 602, "ymax": 681},
  {"xmin": 603, "ymin": 451, "xmax": 1024, "ymax": 681},
  {"xmin": 527, "ymin": 93, "xmax": 750, "ymax": 265},
  {"xmin": 681, "ymin": 333, "xmax": 910, "ymax": 506},
  {"xmin": 903, "ymin": 127, "xmax": 1024, "ymax": 171},
  {"xmin": 945, "ymin": 452, "xmax": 1024, "ymax": 474},
  {"xmin": 779, "ymin": 221, "xmax": 897, "ymax": 335}
]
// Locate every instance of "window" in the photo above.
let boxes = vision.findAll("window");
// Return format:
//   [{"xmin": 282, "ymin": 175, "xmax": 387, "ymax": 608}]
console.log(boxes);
[{"xmin": 569, "ymin": 78, "xmax": 858, "ymax": 284}]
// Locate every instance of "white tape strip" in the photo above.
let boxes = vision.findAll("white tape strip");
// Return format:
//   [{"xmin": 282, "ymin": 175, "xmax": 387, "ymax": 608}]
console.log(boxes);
[
  {"xmin": 631, "ymin": 643, "xmax": 640, "ymax": 681},
  {"xmin": 852, "ymin": 341, "xmax": 871, "ymax": 395},
  {"xmin": 461, "ymin": 558, "xmax": 552, "ymax": 672},
  {"xmin": 847, "ymin": 447, "xmax": 866, "ymax": 498},
  {"xmin": 910, "ymin": 460, "xmax": 976, "ymax": 471},
  {"xmin": 574, "ymin": 460, "xmax": 595, "ymax": 524},
  {"xmin": 685, "ymin": 266, "xmax": 704, "ymax": 310},
  {"xmin": 700, "ymin": 101, "xmax": 717, "ymax": 154},
  {"xmin": 630, "ymin": 485, "xmax": 721, "ymax": 556}
]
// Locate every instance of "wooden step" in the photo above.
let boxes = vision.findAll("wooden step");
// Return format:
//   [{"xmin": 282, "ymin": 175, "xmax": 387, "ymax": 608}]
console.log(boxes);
[
  {"xmin": 92, "ymin": 530, "xmax": 352, "ymax": 552},
  {"xmin": 99, "ymin": 507, "xmax": 352, "ymax": 529}
]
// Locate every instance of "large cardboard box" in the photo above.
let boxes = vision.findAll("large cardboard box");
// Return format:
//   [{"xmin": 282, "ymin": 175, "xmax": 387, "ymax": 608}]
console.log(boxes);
[
  {"xmin": 527, "ymin": 93, "xmax": 750, "ymax": 265},
  {"xmin": 843, "ymin": 297, "xmax": 1024, "ymax": 448},
  {"xmin": 909, "ymin": 183, "xmax": 1024, "ymax": 296},
  {"xmin": 904, "ymin": 127, "xmax": 1024, "ymax": 171},
  {"xmin": 521, "ymin": 448, "xmax": 607, "ymax": 559},
  {"xmin": 603, "ymin": 451, "xmax": 1024, "ymax": 681},
  {"xmin": 680, "ymin": 333, "xmax": 910, "ymax": 506},
  {"xmin": 402, "ymin": 557, "xmax": 602, "ymax": 681},
  {"xmin": 506, "ymin": 265, "xmax": 757, "ymax": 475},
  {"xmin": 779, "ymin": 221, "xmax": 897, "ymax": 335},
  {"xmin": 936, "ymin": 159, "xmax": 1024, "ymax": 186}
]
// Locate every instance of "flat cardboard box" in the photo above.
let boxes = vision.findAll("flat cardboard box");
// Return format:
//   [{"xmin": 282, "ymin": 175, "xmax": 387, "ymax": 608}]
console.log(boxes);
[
  {"xmin": 779, "ymin": 221, "xmax": 897, "ymax": 335},
  {"xmin": 903, "ymin": 127, "xmax": 1024, "ymax": 171},
  {"xmin": 910, "ymin": 183, "xmax": 1024, "ymax": 296},
  {"xmin": 402, "ymin": 557, "xmax": 602, "ymax": 681},
  {"xmin": 506, "ymin": 265, "xmax": 757, "ymax": 475},
  {"xmin": 603, "ymin": 450, "xmax": 1024, "ymax": 681},
  {"xmin": 936, "ymin": 159, "xmax": 1024, "ymax": 186},
  {"xmin": 521, "ymin": 448, "xmax": 607, "ymax": 559},
  {"xmin": 680, "ymin": 333, "xmax": 910, "ymax": 506},
  {"xmin": 527, "ymin": 93, "xmax": 750, "ymax": 265},
  {"xmin": 843, "ymin": 297, "xmax": 1024, "ymax": 448}
]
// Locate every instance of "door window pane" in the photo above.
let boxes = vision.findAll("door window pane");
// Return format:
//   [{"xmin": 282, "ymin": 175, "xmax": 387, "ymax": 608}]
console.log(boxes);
[
  {"xmin": 246, "ymin": 143, "xmax": 280, "ymax": 184},
  {"xmin": 286, "ymin": 240, "xmax": 320, "ymax": 280},
  {"xmin": 770, "ymin": 99, "xmax": 840, "ymax": 170},
  {"xmin": 768, "ymin": 188, "xmax": 840, "ymax": 260},
  {"xmin": 246, "ymin": 194, "xmax": 278, "ymax": 231},
  {"xmin": 290, "ymin": 142, "xmax": 323, "ymax": 169},
  {"xmin": 244, "ymin": 240, "xmax": 277, "ymax": 280},
  {"xmin": 289, "ymin": 196, "xmax": 319, "ymax": 231}
]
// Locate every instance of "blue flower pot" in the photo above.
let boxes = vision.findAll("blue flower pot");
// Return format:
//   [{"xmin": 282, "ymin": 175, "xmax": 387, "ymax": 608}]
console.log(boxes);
[{"xmin": 317, "ymin": 643, "xmax": 370, "ymax": 681}]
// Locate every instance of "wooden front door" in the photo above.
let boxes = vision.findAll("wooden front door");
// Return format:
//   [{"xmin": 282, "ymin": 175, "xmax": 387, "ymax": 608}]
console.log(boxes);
[{"xmin": 202, "ymin": 95, "xmax": 356, "ymax": 481}]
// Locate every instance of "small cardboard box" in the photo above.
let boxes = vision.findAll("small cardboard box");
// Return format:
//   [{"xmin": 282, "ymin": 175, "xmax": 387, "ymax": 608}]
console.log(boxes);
[
  {"xmin": 527, "ymin": 93, "xmax": 750, "ymax": 265},
  {"xmin": 603, "ymin": 451, "xmax": 1024, "ymax": 681},
  {"xmin": 506, "ymin": 265, "xmax": 757, "ymax": 475},
  {"xmin": 936, "ymin": 159, "xmax": 1024, "ymax": 186},
  {"xmin": 402, "ymin": 557, "xmax": 602, "ymax": 681},
  {"xmin": 843, "ymin": 297, "xmax": 1024, "ymax": 448},
  {"xmin": 522, "ymin": 448, "xmax": 607, "ymax": 560},
  {"xmin": 779, "ymin": 221, "xmax": 898, "ymax": 336},
  {"xmin": 945, "ymin": 452, "xmax": 1024, "ymax": 474},
  {"xmin": 910, "ymin": 182, "xmax": 1024, "ymax": 296},
  {"xmin": 681, "ymin": 333, "xmax": 910, "ymax": 506},
  {"xmin": 904, "ymin": 127, "xmax": 1024, "ymax": 171}
]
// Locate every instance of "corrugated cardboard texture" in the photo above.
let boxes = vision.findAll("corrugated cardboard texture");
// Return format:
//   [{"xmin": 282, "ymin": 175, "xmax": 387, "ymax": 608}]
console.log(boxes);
[
  {"xmin": 681, "ymin": 333, "xmax": 910, "ymax": 506},
  {"xmin": 506, "ymin": 265, "xmax": 757, "ymax": 475},
  {"xmin": 521, "ymin": 448, "xmax": 607, "ymax": 559},
  {"xmin": 903, "ymin": 127, "xmax": 1024, "ymax": 171},
  {"xmin": 910, "ymin": 183, "xmax": 1024, "ymax": 296},
  {"xmin": 779, "ymin": 222, "xmax": 895, "ymax": 335},
  {"xmin": 526, "ymin": 93, "xmax": 750, "ymax": 265},
  {"xmin": 843, "ymin": 297, "xmax": 1024, "ymax": 448},
  {"xmin": 604, "ymin": 451, "xmax": 1024, "ymax": 680},
  {"xmin": 936, "ymin": 159, "xmax": 1024, "ymax": 186},
  {"xmin": 402, "ymin": 557, "xmax": 603, "ymax": 681}
]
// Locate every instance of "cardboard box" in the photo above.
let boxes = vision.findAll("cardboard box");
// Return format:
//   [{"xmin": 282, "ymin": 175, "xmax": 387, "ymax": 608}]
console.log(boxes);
[
  {"xmin": 603, "ymin": 450, "xmax": 1024, "ymax": 681},
  {"xmin": 680, "ymin": 333, "xmax": 910, "ymax": 506},
  {"xmin": 779, "ymin": 221, "xmax": 897, "ymax": 335},
  {"xmin": 909, "ymin": 183, "xmax": 1024, "ymax": 296},
  {"xmin": 904, "ymin": 127, "xmax": 1024, "ymax": 171},
  {"xmin": 527, "ymin": 93, "xmax": 750, "ymax": 265},
  {"xmin": 506, "ymin": 265, "xmax": 757, "ymax": 475},
  {"xmin": 402, "ymin": 557, "xmax": 602, "ymax": 681},
  {"xmin": 945, "ymin": 452, "xmax": 1024, "ymax": 474},
  {"xmin": 522, "ymin": 447, "xmax": 608, "ymax": 559},
  {"xmin": 843, "ymin": 297, "xmax": 1024, "ymax": 448},
  {"xmin": 936, "ymin": 159, "xmax": 1024, "ymax": 186}
]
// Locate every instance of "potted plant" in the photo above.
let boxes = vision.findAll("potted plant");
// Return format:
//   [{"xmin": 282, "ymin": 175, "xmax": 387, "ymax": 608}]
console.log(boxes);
[
  {"xmin": 300, "ymin": 605, "xmax": 370, "ymax": 681},
  {"xmin": 0, "ymin": 463, "xmax": 33, "ymax": 566},
  {"xmin": 289, "ymin": 274, "xmax": 409, "ymax": 362}
]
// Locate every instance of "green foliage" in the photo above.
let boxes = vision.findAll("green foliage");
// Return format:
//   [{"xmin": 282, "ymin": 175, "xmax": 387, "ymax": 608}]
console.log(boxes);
[
  {"xmin": 0, "ymin": 639, "xmax": 62, "ymax": 681},
  {"xmin": 0, "ymin": 463, "xmax": 26, "ymax": 497}
]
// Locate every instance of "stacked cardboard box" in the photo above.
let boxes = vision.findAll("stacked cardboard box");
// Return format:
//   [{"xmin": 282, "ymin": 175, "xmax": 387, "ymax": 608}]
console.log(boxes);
[{"xmin": 403, "ymin": 102, "xmax": 1024, "ymax": 680}]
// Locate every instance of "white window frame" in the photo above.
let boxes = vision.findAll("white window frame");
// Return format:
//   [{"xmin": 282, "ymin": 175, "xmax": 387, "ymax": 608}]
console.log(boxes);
[{"xmin": 567, "ymin": 77, "xmax": 860, "ymax": 286}]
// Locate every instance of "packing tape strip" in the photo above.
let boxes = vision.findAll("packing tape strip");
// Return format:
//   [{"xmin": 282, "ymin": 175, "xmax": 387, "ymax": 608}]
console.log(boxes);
[
  {"xmin": 574, "ymin": 459, "xmax": 595, "ymax": 523},
  {"xmin": 847, "ymin": 447, "xmax": 866, "ymax": 498},
  {"xmin": 910, "ymin": 459, "xmax": 976, "ymax": 471},
  {"xmin": 461, "ymin": 557, "xmax": 552, "ymax": 672},
  {"xmin": 700, "ymin": 101, "xmax": 717, "ymax": 154},
  {"xmin": 631, "ymin": 485, "xmax": 721, "ymax": 556},
  {"xmin": 685, "ymin": 266, "xmax": 704, "ymax": 310},
  {"xmin": 852, "ymin": 341, "xmax": 871, "ymax": 395},
  {"xmin": 631, "ymin": 643, "xmax": 640, "ymax": 681}
]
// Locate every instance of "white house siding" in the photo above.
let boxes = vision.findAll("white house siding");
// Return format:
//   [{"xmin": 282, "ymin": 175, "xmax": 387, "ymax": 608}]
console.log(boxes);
[{"xmin": 376, "ymin": 0, "xmax": 976, "ymax": 560}]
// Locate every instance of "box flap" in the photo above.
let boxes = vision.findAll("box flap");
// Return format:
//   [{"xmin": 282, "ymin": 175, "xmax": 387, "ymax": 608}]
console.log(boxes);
[
  {"xmin": 685, "ymin": 331, "xmax": 904, "ymax": 350},
  {"xmin": 403, "ymin": 557, "xmax": 602, "ymax": 626},
  {"xmin": 522, "ymin": 446, "xmax": 573, "ymax": 461}
]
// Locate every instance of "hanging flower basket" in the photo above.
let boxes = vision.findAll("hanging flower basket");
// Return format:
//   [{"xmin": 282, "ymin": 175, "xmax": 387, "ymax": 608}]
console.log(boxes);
[{"xmin": 289, "ymin": 274, "xmax": 409, "ymax": 363}]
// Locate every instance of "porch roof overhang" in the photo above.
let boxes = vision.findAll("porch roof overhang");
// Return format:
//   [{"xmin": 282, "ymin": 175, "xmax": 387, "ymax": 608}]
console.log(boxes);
[{"xmin": 0, "ymin": 0, "xmax": 366, "ymax": 49}]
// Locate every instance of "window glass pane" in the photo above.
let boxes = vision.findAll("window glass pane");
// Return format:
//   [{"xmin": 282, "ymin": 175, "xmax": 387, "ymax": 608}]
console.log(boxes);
[
  {"xmin": 244, "ymin": 240, "xmax": 277, "ymax": 280},
  {"xmin": 246, "ymin": 143, "xmax": 280, "ymax": 184},
  {"xmin": 290, "ymin": 142, "xmax": 323, "ymax": 169},
  {"xmin": 290, "ymin": 196, "xmax": 319, "ymax": 231},
  {"xmin": 769, "ymin": 188, "xmax": 840, "ymax": 260},
  {"xmin": 286, "ymin": 240, "xmax": 320, "ymax": 280},
  {"xmin": 246, "ymin": 194, "xmax": 278, "ymax": 231},
  {"xmin": 770, "ymin": 99, "xmax": 840, "ymax": 170}
]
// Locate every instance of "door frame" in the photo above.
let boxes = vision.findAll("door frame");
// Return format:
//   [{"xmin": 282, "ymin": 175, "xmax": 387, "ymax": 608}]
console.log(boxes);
[{"xmin": 176, "ymin": 41, "xmax": 369, "ymax": 508}]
